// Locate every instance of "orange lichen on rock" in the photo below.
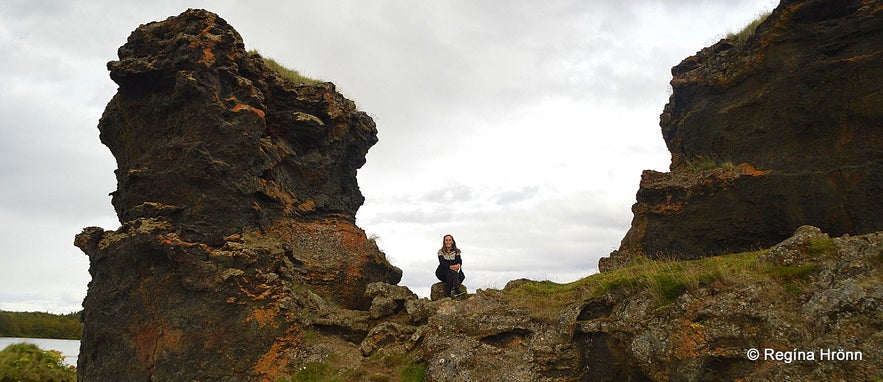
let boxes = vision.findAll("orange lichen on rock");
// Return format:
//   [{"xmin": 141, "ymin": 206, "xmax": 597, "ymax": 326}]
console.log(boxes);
[
  {"xmin": 649, "ymin": 202, "xmax": 685, "ymax": 215},
  {"xmin": 254, "ymin": 178, "xmax": 297, "ymax": 214},
  {"xmin": 670, "ymin": 320, "xmax": 708, "ymax": 359},
  {"xmin": 296, "ymin": 199, "xmax": 316, "ymax": 212},
  {"xmin": 231, "ymin": 102, "xmax": 266, "ymax": 118},
  {"xmin": 239, "ymin": 279, "xmax": 274, "ymax": 301},
  {"xmin": 836, "ymin": 51, "xmax": 881, "ymax": 63},
  {"xmin": 334, "ymin": 221, "xmax": 372, "ymax": 251},
  {"xmin": 733, "ymin": 163, "xmax": 771, "ymax": 177},
  {"xmin": 156, "ymin": 232, "xmax": 208, "ymax": 253},
  {"xmin": 132, "ymin": 324, "xmax": 184, "ymax": 368},
  {"xmin": 245, "ymin": 306, "xmax": 280, "ymax": 330},
  {"xmin": 200, "ymin": 47, "xmax": 216, "ymax": 66},
  {"xmin": 251, "ymin": 332, "xmax": 303, "ymax": 382}
]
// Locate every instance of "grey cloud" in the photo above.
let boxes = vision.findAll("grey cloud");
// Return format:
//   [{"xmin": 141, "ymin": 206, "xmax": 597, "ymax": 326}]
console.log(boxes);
[
  {"xmin": 0, "ymin": 92, "xmax": 116, "ymax": 224},
  {"xmin": 420, "ymin": 184, "xmax": 474, "ymax": 204},
  {"xmin": 495, "ymin": 186, "xmax": 541, "ymax": 205},
  {"xmin": 361, "ymin": 207, "xmax": 455, "ymax": 226}
]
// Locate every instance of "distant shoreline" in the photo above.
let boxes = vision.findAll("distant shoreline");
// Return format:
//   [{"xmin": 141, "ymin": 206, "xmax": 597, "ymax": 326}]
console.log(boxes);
[{"xmin": 0, "ymin": 310, "xmax": 82, "ymax": 340}]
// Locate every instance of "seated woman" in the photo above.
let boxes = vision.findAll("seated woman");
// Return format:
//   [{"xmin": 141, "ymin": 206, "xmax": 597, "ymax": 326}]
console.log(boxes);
[{"xmin": 435, "ymin": 234, "xmax": 466, "ymax": 297}]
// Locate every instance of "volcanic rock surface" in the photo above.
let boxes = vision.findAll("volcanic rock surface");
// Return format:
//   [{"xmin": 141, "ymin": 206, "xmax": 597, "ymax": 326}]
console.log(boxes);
[
  {"xmin": 600, "ymin": 0, "xmax": 883, "ymax": 271},
  {"xmin": 75, "ymin": 9, "xmax": 400, "ymax": 381}
]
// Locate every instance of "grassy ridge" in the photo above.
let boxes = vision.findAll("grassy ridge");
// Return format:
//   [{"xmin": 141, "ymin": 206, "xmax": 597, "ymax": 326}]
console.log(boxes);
[{"xmin": 505, "ymin": 237, "xmax": 835, "ymax": 320}]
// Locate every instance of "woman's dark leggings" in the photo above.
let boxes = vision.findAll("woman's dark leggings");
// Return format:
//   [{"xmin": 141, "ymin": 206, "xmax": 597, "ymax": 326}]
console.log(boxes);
[{"xmin": 436, "ymin": 267, "xmax": 465, "ymax": 296}]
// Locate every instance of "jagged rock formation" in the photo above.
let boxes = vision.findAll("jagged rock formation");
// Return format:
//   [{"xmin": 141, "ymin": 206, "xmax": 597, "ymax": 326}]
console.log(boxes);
[
  {"xmin": 75, "ymin": 9, "xmax": 400, "ymax": 381},
  {"xmin": 410, "ymin": 228, "xmax": 882, "ymax": 381},
  {"xmin": 74, "ymin": 2, "xmax": 883, "ymax": 381},
  {"xmin": 252, "ymin": 227, "xmax": 882, "ymax": 381},
  {"xmin": 600, "ymin": 0, "xmax": 883, "ymax": 271}
]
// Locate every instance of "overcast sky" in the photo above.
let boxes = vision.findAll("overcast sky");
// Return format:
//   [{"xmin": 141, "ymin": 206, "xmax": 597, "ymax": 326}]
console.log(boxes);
[{"xmin": 0, "ymin": 0, "xmax": 776, "ymax": 313}]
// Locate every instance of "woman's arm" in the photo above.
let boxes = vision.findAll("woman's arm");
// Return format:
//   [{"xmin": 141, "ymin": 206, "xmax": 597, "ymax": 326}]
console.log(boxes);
[
  {"xmin": 438, "ymin": 254, "xmax": 462, "ymax": 272},
  {"xmin": 449, "ymin": 254, "xmax": 462, "ymax": 272}
]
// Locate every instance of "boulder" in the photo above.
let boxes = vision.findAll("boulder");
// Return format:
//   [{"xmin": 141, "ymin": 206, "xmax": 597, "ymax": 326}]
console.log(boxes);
[{"xmin": 430, "ymin": 282, "xmax": 468, "ymax": 301}]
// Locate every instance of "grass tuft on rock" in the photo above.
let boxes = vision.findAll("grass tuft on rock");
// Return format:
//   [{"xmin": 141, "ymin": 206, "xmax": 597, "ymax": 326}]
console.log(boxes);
[
  {"xmin": 726, "ymin": 11, "xmax": 772, "ymax": 43},
  {"xmin": 249, "ymin": 49, "xmax": 324, "ymax": 85},
  {"xmin": 684, "ymin": 155, "xmax": 736, "ymax": 172}
]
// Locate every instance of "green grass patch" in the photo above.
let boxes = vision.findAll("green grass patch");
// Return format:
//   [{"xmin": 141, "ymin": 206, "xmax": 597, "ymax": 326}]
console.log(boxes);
[
  {"xmin": 505, "ymin": 250, "xmax": 776, "ymax": 319},
  {"xmin": 649, "ymin": 273, "xmax": 689, "ymax": 306},
  {"xmin": 807, "ymin": 237, "xmax": 836, "ymax": 257},
  {"xmin": 248, "ymin": 49, "xmax": 324, "ymax": 85},
  {"xmin": 278, "ymin": 362, "xmax": 342, "ymax": 382},
  {"xmin": 514, "ymin": 279, "xmax": 587, "ymax": 297},
  {"xmin": 726, "ymin": 11, "xmax": 772, "ymax": 43},
  {"xmin": 762, "ymin": 264, "xmax": 819, "ymax": 281},
  {"xmin": 684, "ymin": 155, "xmax": 736, "ymax": 172},
  {"xmin": 504, "ymin": 244, "xmax": 836, "ymax": 321},
  {"xmin": 758, "ymin": 262, "xmax": 820, "ymax": 295},
  {"xmin": 278, "ymin": 354, "xmax": 425, "ymax": 382},
  {"xmin": 371, "ymin": 353, "xmax": 425, "ymax": 382},
  {"xmin": 399, "ymin": 363, "xmax": 425, "ymax": 382}
]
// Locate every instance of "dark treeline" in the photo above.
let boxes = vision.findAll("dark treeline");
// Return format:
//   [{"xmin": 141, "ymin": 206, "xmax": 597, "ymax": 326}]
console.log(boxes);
[{"xmin": 0, "ymin": 310, "xmax": 82, "ymax": 340}]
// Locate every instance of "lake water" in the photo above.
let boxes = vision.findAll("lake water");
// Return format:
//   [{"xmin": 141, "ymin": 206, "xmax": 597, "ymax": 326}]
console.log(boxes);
[{"xmin": 0, "ymin": 337, "xmax": 79, "ymax": 366}]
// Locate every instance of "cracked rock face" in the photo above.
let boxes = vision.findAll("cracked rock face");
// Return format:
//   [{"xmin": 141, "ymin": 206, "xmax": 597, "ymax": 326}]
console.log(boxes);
[
  {"xmin": 601, "ymin": 0, "xmax": 883, "ymax": 271},
  {"xmin": 100, "ymin": 9, "xmax": 378, "ymax": 245},
  {"xmin": 75, "ymin": 9, "xmax": 399, "ymax": 381}
]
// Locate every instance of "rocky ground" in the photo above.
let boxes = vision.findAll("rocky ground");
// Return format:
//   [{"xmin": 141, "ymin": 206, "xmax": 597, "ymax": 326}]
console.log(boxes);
[{"xmin": 290, "ymin": 226, "xmax": 881, "ymax": 381}]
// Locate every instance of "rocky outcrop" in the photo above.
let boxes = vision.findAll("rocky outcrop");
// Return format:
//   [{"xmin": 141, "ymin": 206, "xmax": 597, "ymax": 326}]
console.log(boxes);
[
  {"xmin": 73, "ymin": 2, "xmax": 882, "ymax": 381},
  {"xmin": 266, "ymin": 227, "xmax": 883, "ymax": 381},
  {"xmin": 600, "ymin": 0, "xmax": 883, "ymax": 271},
  {"xmin": 100, "ymin": 9, "xmax": 375, "ymax": 245},
  {"xmin": 75, "ymin": 9, "xmax": 399, "ymax": 381}
]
